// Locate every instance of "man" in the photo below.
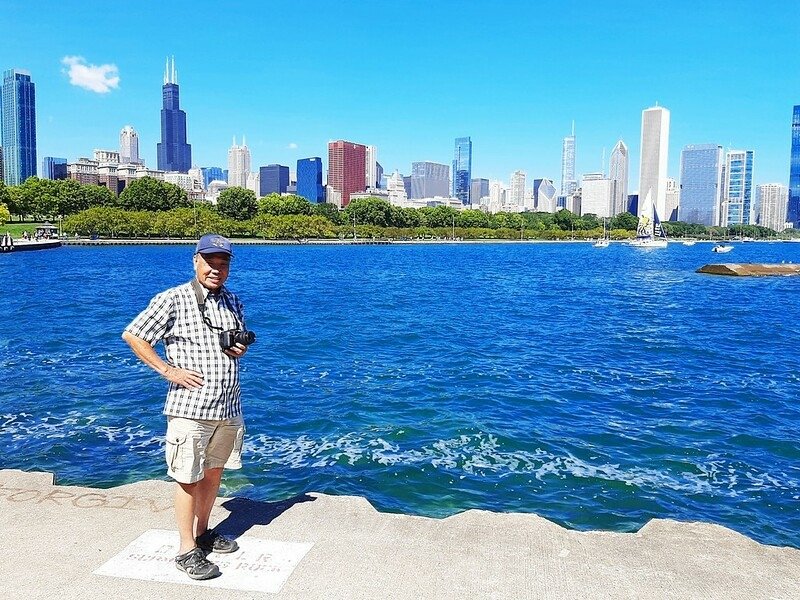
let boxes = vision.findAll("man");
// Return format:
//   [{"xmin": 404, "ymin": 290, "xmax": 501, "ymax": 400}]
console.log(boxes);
[{"xmin": 122, "ymin": 233, "xmax": 251, "ymax": 580}]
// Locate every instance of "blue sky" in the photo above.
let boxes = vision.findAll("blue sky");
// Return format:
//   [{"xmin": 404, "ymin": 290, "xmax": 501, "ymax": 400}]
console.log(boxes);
[{"xmin": 4, "ymin": 0, "xmax": 799, "ymax": 190}]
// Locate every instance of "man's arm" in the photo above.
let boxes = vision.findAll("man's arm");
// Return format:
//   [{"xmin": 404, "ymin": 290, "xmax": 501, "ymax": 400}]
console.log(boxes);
[{"xmin": 121, "ymin": 330, "xmax": 204, "ymax": 389}]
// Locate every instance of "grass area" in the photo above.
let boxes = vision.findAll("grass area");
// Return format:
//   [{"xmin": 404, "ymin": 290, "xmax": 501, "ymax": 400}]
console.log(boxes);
[{"xmin": 1, "ymin": 222, "xmax": 46, "ymax": 238}]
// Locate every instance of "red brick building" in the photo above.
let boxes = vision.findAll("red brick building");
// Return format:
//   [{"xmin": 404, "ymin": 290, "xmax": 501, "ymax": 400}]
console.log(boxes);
[{"xmin": 327, "ymin": 140, "xmax": 366, "ymax": 208}]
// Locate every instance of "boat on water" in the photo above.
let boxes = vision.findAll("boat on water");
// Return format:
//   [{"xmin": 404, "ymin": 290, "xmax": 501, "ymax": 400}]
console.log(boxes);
[
  {"xmin": 712, "ymin": 243, "xmax": 733, "ymax": 253},
  {"xmin": 628, "ymin": 198, "xmax": 668, "ymax": 248},
  {"xmin": 593, "ymin": 218, "xmax": 610, "ymax": 247},
  {"xmin": 1, "ymin": 224, "xmax": 62, "ymax": 253}
]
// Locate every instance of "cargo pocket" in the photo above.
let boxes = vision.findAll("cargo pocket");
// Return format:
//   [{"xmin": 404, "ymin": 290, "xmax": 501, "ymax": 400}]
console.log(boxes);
[
  {"xmin": 165, "ymin": 433, "xmax": 187, "ymax": 472},
  {"xmin": 225, "ymin": 425, "xmax": 245, "ymax": 469}
]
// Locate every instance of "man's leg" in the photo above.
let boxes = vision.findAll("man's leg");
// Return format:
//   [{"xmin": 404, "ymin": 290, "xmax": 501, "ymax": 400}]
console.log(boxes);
[
  {"xmin": 175, "ymin": 481, "xmax": 200, "ymax": 555},
  {"xmin": 194, "ymin": 467, "xmax": 223, "ymax": 537}
]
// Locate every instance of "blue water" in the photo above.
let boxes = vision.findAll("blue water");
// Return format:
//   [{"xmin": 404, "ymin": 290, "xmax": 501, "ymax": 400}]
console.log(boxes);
[{"xmin": 1, "ymin": 241, "xmax": 799, "ymax": 548}]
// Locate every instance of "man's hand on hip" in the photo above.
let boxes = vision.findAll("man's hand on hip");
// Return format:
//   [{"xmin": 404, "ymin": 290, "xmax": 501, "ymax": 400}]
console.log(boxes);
[{"xmin": 163, "ymin": 366, "xmax": 204, "ymax": 389}]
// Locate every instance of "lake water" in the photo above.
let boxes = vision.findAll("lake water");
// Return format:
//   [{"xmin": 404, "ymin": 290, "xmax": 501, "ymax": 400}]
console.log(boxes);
[{"xmin": 1, "ymin": 241, "xmax": 799, "ymax": 548}]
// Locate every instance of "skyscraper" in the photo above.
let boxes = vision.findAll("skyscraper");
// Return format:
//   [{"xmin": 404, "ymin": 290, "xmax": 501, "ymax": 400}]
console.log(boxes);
[
  {"xmin": 156, "ymin": 57, "xmax": 191, "ymax": 173},
  {"xmin": 201, "ymin": 166, "xmax": 226, "ymax": 189},
  {"xmin": 259, "ymin": 164, "xmax": 290, "ymax": 196},
  {"xmin": 638, "ymin": 106, "xmax": 670, "ymax": 221},
  {"xmin": 365, "ymin": 145, "xmax": 378, "ymax": 189},
  {"xmin": 788, "ymin": 105, "xmax": 800, "ymax": 226},
  {"xmin": 410, "ymin": 161, "xmax": 450, "ymax": 198},
  {"xmin": 534, "ymin": 178, "xmax": 557, "ymax": 213},
  {"xmin": 509, "ymin": 170, "xmax": 526, "ymax": 211},
  {"xmin": 227, "ymin": 136, "xmax": 251, "ymax": 188},
  {"xmin": 41, "ymin": 157, "xmax": 67, "ymax": 180},
  {"xmin": 327, "ymin": 140, "xmax": 366, "ymax": 208},
  {"xmin": 721, "ymin": 149, "xmax": 754, "ymax": 226},
  {"xmin": 609, "ymin": 140, "xmax": 628, "ymax": 216},
  {"xmin": 756, "ymin": 184, "xmax": 788, "ymax": 231},
  {"xmin": 1, "ymin": 69, "xmax": 37, "ymax": 185},
  {"xmin": 471, "ymin": 178, "xmax": 489, "ymax": 205},
  {"xmin": 678, "ymin": 144, "xmax": 723, "ymax": 226},
  {"xmin": 580, "ymin": 172, "xmax": 612, "ymax": 217},
  {"xmin": 119, "ymin": 125, "xmax": 140, "ymax": 164},
  {"xmin": 296, "ymin": 157, "xmax": 324, "ymax": 203},
  {"xmin": 452, "ymin": 137, "xmax": 472, "ymax": 205},
  {"xmin": 560, "ymin": 123, "xmax": 576, "ymax": 196}
]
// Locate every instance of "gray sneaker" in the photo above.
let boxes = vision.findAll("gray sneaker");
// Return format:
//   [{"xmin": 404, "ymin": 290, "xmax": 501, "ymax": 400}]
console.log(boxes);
[
  {"xmin": 175, "ymin": 547, "xmax": 221, "ymax": 580},
  {"xmin": 197, "ymin": 529, "xmax": 239, "ymax": 554}
]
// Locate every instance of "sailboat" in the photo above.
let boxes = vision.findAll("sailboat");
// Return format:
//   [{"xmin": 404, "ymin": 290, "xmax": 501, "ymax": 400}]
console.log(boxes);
[
  {"xmin": 593, "ymin": 218, "xmax": 609, "ymax": 247},
  {"xmin": 628, "ymin": 192, "xmax": 668, "ymax": 248}
]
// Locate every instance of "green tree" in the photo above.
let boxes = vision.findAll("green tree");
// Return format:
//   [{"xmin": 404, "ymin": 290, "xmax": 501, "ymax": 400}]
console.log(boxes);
[
  {"xmin": 456, "ymin": 209, "xmax": 490, "ymax": 229},
  {"xmin": 343, "ymin": 197, "xmax": 393, "ymax": 227},
  {"xmin": 257, "ymin": 194, "xmax": 313, "ymax": 216},
  {"xmin": 610, "ymin": 212, "xmax": 638, "ymax": 231},
  {"xmin": 0, "ymin": 203, "xmax": 10, "ymax": 225},
  {"xmin": 218, "ymin": 187, "xmax": 257, "ymax": 221},
  {"xmin": 119, "ymin": 177, "xmax": 188, "ymax": 211},
  {"xmin": 313, "ymin": 202, "xmax": 343, "ymax": 224},
  {"xmin": 553, "ymin": 209, "xmax": 579, "ymax": 231}
]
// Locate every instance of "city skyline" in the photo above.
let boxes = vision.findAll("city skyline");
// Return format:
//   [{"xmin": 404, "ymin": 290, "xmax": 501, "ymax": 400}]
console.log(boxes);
[{"xmin": 2, "ymin": 1, "xmax": 799, "ymax": 191}]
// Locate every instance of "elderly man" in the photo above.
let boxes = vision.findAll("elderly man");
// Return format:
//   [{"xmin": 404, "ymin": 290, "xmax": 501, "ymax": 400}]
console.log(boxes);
[{"xmin": 122, "ymin": 233, "xmax": 253, "ymax": 580}]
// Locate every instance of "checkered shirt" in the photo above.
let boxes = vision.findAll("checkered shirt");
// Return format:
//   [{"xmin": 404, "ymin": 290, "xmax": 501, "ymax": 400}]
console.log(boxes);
[{"xmin": 125, "ymin": 281, "xmax": 245, "ymax": 420}]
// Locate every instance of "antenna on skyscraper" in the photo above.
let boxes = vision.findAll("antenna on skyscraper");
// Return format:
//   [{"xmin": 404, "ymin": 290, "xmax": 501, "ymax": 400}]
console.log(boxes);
[
  {"xmin": 163, "ymin": 57, "xmax": 169, "ymax": 85},
  {"xmin": 571, "ymin": 120, "xmax": 575, "ymax": 137},
  {"xmin": 171, "ymin": 56, "xmax": 176, "ymax": 84}
]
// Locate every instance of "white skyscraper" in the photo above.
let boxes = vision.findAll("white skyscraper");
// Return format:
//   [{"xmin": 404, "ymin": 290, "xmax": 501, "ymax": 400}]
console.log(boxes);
[
  {"xmin": 580, "ymin": 172, "xmax": 612, "ymax": 217},
  {"xmin": 386, "ymin": 170, "xmax": 407, "ymax": 205},
  {"xmin": 509, "ymin": 170, "xmax": 526, "ymax": 211},
  {"xmin": 246, "ymin": 171, "xmax": 260, "ymax": 197},
  {"xmin": 228, "ymin": 136, "xmax": 251, "ymax": 188},
  {"xmin": 119, "ymin": 125, "xmax": 140, "ymax": 164},
  {"xmin": 638, "ymin": 106, "xmax": 670, "ymax": 221},
  {"xmin": 489, "ymin": 180, "xmax": 505, "ymax": 213},
  {"xmin": 756, "ymin": 183, "xmax": 787, "ymax": 232},
  {"xmin": 535, "ymin": 178, "xmax": 557, "ymax": 213},
  {"xmin": 365, "ymin": 145, "xmax": 378, "ymax": 189},
  {"xmin": 609, "ymin": 140, "xmax": 628, "ymax": 216},
  {"xmin": 561, "ymin": 122, "xmax": 577, "ymax": 196},
  {"xmin": 665, "ymin": 177, "xmax": 680, "ymax": 221}
]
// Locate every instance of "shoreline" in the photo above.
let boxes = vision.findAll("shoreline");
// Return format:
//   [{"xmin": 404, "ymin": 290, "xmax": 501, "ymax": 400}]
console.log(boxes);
[{"xmin": 2, "ymin": 468, "xmax": 798, "ymax": 598}]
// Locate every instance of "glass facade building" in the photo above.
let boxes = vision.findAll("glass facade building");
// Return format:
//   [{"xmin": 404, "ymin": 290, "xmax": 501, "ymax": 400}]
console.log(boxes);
[
  {"xmin": 156, "ymin": 58, "xmax": 191, "ymax": 173},
  {"xmin": 723, "ymin": 150, "xmax": 754, "ymax": 226},
  {"xmin": 678, "ymin": 144, "xmax": 723, "ymax": 226},
  {"xmin": 296, "ymin": 157, "xmax": 324, "ymax": 202},
  {"xmin": 411, "ymin": 161, "xmax": 450, "ymax": 199},
  {"xmin": 259, "ymin": 164, "xmax": 290, "ymax": 196},
  {"xmin": 1, "ymin": 69, "xmax": 37, "ymax": 185},
  {"xmin": 788, "ymin": 105, "xmax": 800, "ymax": 226},
  {"xmin": 201, "ymin": 166, "xmax": 225, "ymax": 189},
  {"xmin": 41, "ymin": 157, "xmax": 67, "ymax": 180},
  {"xmin": 452, "ymin": 137, "xmax": 472, "ymax": 205}
]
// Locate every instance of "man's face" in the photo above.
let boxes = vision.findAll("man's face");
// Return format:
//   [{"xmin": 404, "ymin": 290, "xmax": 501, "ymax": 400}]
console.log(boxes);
[{"xmin": 194, "ymin": 252, "xmax": 231, "ymax": 291}]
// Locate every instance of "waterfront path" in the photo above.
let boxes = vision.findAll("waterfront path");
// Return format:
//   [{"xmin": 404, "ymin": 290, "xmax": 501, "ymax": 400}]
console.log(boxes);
[{"xmin": 2, "ymin": 469, "xmax": 798, "ymax": 599}]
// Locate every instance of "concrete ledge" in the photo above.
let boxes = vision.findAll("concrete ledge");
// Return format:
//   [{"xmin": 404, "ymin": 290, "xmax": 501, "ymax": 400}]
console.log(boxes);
[
  {"xmin": 697, "ymin": 263, "xmax": 800, "ymax": 276},
  {"xmin": 1, "ymin": 469, "xmax": 798, "ymax": 599}
]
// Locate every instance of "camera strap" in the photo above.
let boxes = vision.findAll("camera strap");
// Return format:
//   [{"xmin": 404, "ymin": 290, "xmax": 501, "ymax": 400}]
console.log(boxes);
[{"xmin": 189, "ymin": 279, "xmax": 243, "ymax": 332}]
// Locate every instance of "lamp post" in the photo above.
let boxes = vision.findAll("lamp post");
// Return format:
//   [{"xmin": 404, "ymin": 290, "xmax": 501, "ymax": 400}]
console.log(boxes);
[{"xmin": 452, "ymin": 214, "xmax": 455, "ymax": 240}]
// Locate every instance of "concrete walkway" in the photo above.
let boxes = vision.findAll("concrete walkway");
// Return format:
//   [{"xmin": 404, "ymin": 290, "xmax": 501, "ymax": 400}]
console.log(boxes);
[{"xmin": 1, "ymin": 469, "xmax": 798, "ymax": 599}]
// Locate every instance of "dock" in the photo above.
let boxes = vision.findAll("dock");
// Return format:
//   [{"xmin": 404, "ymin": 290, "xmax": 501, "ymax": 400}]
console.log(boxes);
[
  {"xmin": 2, "ymin": 469, "xmax": 798, "ymax": 599},
  {"xmin": 697, "ymin": 263, "xmax": 800, "ymax": 276}
]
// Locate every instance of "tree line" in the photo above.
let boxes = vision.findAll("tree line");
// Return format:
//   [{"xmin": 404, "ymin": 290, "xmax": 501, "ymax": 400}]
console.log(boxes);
[{"xmin": 0, "ymin": 176, "xmax": 789, "ymax": 239}]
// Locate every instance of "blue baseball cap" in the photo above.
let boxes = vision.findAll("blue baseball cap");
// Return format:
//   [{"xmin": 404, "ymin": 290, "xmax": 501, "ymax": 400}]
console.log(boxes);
[{"xmin": 195, "ymin": 234, "xmax": 233, "ymax": 256}]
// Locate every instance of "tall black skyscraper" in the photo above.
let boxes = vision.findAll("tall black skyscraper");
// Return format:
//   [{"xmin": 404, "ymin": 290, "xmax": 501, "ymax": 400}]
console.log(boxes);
[
  {"xmin": 788, "ymin": 105, "xmax": 800, "ymax": 226},
  {"xmin": 157, "ymin": 57, "xmax": 191, "ymax": 173}
]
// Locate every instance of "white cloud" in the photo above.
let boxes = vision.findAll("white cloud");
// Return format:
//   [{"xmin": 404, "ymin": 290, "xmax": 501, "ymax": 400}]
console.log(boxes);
[
  {"xmin": 287, "ymin": 143, "xmax": 298, "ymax": 149},
  {"xmin": 61, "ymin": 56, "xmax": 120, "ymax": 93}
]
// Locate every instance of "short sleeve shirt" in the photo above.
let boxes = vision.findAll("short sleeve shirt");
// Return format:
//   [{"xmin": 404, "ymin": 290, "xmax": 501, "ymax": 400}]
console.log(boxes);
[{"xmin": 125, "ymin": 281, "xmax": 245, "ymax": 420}]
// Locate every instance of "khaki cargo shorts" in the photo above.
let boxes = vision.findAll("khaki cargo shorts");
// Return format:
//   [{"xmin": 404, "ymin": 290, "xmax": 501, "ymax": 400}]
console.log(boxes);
[{"xmin": 165, "ymin": 415, "xmax": 245, "ymax": 484}]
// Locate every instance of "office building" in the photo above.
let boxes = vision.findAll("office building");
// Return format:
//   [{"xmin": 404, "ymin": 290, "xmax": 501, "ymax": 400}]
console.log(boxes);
[
  {"xmin": 376, "ymin": 162, "xmax": 384, "ymax": 189},
  {"xmin": 561, "ymin": 123, "xmax": 577, "ymax": 196},
  {"xmin": 296, "ymin": 157, "xmax": 324, "ymax": 203},
  {"xmin": 665, "ymin": 177, "xmax": 679, "ymax": 221},
  {"xmin": 119, "ymin": 125, "xmax": 140, "ymax": 164},
  {"xmin": 638, "ymin": 106, "xmax": 670, "ymax": 220},
  {"xmin": 471, "ymin": 178, "xmax": 489, "ymax": 205},
  {"xmin": 41, "ymin": 157, "xmax": 67, "ymax": 180},
  {"xmin": 365, "ymin": 145, "xmax": 378, "ymax": 189},
  {"xmin": 678, "ymin": 144, "xmax": 723, "ymax": 226},
  {"xmin": 534, "ymin": 178, "xmax": 557, "ymax": 213},
  {"xmin": 580, "ymin": 172, "xmax": 612, "ymax": 217},
  {"xmin": 411, "ymin": 161, "xmax": 450, "ymax": 199},
  {"xmin": 1, "ymin": 69, "xmax": 37, "ymax": 185},
  {"xmin": 609, "ymin": 140, "xmax": 628, "ymax": 216},
  {"xmin": 452, "ymin": 137, "xmax": 472, "ymax": 205},
  {"xmin": 228, "ymin": 136, "xmax": 251, "ymax": 188},
  {"xmin": 0, "ymin": 146, "xmax": 4, "ymax": 180},
  {"xmin": 260, "ymin": 164, "xmax": 290, "ymax": 196},
  {"xmin": 756, "ymin": 184, "xmax": 788, "ymax": 231},
  {"xmin": 722, "ymin": 150, "xmax": 754, "ymax": 226},
  {"xmin": 246, "ymin": 171, "xmax": 260, "ymax": 197},
  {"xmin": 201, "ymin": 167, "xmax": 225, "ymax": 189},
  {"xmin": 509, "ymin": 170, "xmax": 526, "ymax": 211},
  {"xmin": 327, "ymin": 140, "xmax": 366, "ymax": 207},
  {"xmin": 156, "ymin": 58, "xmax": 191, "ymax": 172},
  {"xmin": 788, "ymin": 106, "xmax": 800, "ymax": 226}
]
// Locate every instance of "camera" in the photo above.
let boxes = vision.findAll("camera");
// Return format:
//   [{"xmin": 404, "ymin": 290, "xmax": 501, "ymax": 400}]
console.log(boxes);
[{"xmin": 219, "ymin": 329, "xmax": 256, "ymax": 350}]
